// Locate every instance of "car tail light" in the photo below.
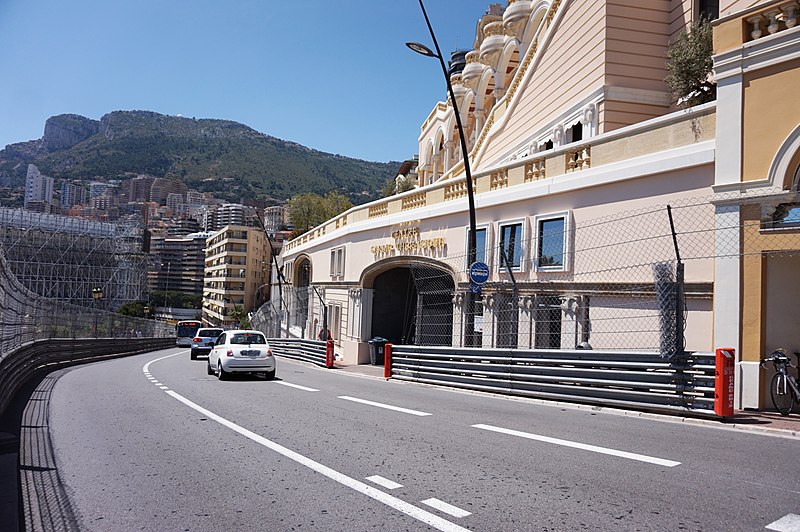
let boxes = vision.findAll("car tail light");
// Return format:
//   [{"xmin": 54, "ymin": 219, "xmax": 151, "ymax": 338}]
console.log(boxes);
[
  {"xmin": 226, "ymin": 349, "xmax": 234, "ymax": 357},
  {"xmin": 193, "ymin": 337, "xmax": 201, "ymax": 342},
  {"xmin": 267, "ymin": 348, "xmax": 273, "ymax": 357}
]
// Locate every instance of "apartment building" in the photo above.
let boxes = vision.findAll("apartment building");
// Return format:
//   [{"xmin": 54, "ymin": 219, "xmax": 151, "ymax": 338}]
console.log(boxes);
[{"xmin": 202, "ymin": 225, "xmax": 271, "ymax": 327}]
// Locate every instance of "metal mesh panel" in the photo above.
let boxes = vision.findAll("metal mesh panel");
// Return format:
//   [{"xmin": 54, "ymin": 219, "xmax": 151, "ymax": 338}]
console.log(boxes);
[
  {"xmin": 257, "ymin": 188, "xmax": 798, "ymax": 354},
  {"xmin": 0, "ymin": 208, "xmax": 148, "ymax": 310},
  {"xmin": 0, "ymin": 246, "xmax": 170, "ymax": 356},
  {"xmin": 401, "ymin": 188, "xmax": 800, "ymax": 352}
]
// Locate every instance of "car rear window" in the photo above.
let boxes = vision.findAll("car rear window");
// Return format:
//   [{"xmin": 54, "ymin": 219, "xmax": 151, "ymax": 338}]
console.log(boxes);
[
  {"xmin": 198, "ymin": 328, "xmax": 223, "ymax": 337},
  {"xmin": 231, "ymin": 333, "xmax": 266, "ymax": 345}
]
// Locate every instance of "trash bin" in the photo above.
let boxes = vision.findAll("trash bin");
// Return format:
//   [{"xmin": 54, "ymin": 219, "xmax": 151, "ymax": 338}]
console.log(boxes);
[{"xmin": 368, "ymin": 337, "xmax": 388, "ymax": 365}]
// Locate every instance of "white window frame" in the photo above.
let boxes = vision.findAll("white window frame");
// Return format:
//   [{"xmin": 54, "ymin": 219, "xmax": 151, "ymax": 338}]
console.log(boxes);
[
  {"xmin": 329, "ymin": 303, "xmax": 343, "ymax": 345},
  {"xmin": 336, "ymin": 247, "xmax": 345, "ymax": 278},
  {"xmin": 496, "ymin": 218, "xmax": 527, "ymax": 273},
  {"xmin": 330, "ymin": 246, "xmax": 345, "ymax": 279},
  {"xmin": 464, "ymin": 224, "xmax": 491, "ymax": 270},
  {"xmin": 532, "ymin": 210, "xmax": 572, "ymax": 273}
]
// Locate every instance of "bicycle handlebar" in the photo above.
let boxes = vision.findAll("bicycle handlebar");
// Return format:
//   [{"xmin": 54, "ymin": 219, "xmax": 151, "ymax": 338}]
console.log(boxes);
[{"xmin": 760, "ymin": 348, "xmax": 794, "ymax": 369}]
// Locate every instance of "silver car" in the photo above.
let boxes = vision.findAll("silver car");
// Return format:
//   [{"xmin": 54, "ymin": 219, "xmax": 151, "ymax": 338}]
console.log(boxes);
[
  {"xmin": 207, "ymin": 330, "xmax": 276, "ymax": 380},
  {"xmin": 190, "ymin": 328, "xmax": 224, "ymax": 360}
]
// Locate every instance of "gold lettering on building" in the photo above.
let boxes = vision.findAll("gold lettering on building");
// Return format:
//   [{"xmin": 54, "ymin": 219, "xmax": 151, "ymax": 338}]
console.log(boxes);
[{"xmin": 370, "ymin": 227, "xmax": 446, "ymax": 256}]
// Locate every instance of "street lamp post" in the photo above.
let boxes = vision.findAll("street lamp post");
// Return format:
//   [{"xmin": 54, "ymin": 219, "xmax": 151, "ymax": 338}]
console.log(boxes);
[
  {"xmin": 407, "ymin": 0, "xmax": 478, "ymax": 346},
  {"xmin": 162, "ymin": 262, "xmax": 171, "ymax": 320},
  {"xmin": 92, "ymin": 287, "xmax": 103, "ymax": 338}
]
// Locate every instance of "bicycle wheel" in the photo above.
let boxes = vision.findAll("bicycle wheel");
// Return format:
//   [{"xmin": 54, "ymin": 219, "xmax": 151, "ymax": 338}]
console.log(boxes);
[{"xmin": 770, "ymin": 372, "xmax": 795, "ymax": 416}]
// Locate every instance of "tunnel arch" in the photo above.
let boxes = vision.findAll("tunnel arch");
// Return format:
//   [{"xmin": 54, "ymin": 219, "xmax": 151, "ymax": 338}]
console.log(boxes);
[{"xmin": 361, "ymin": 258, "xmax": 456, "ymax": 346}]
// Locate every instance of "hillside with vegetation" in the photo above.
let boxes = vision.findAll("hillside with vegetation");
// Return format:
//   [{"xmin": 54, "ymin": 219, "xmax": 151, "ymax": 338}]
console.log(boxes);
[{"xmin": 0, "ymin": 111, "xmax": 398, "ymax": 204}]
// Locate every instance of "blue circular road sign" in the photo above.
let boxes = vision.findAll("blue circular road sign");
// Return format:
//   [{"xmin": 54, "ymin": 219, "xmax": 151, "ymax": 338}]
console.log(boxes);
[{"xmin": 469, "ymin": 261, "xmax": 490, "ymax": 285}]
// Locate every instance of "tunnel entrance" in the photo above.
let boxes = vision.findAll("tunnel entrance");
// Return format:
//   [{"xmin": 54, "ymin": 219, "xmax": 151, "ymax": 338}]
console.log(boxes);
[{"xmin": 370, "ymin": 264, "xmax": 454, "ymax": 346}]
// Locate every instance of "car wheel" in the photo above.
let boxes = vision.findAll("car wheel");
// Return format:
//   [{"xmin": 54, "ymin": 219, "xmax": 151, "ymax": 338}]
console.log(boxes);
[
  {"xmin": 190, "ymin": 350, "xmax": 197, "ymax": 360},
  {"xmin": 264, "ymin": 369, "xmax": 275, "ymax": 381},
  {"xmin": 217, "ymin": 361, "xmax": 228, "ymax": 381},
  {"xmin": 207, "ymin": 360, "xmax": 214, "ymax": 375}
]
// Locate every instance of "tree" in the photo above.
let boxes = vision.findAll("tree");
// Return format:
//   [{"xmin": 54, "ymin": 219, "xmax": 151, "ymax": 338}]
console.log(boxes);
[
  {"xmin": 381, "ymin": 175, "xmax": 416, "ymax": 197},
  {"xmin": 228, "ymin": 304, "xmax": 251, "ymax": 329},
  {"xmin": 666, "ymin": 19, "xmax": 715, "ymax": 108},
  {"xmin": 288, "ymin": 192, "xmax": 353, "ymax": 236},
  {"xmin": 118, "ymin": 301, "xmax": 147, "ymax": 318}
]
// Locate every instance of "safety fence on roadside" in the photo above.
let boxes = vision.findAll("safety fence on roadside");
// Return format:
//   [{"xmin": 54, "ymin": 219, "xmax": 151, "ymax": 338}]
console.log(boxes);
[
  {"xmin": 264, "ymin": 188, "xmax": 800, "ymax": 358},
  {"xmin": 0, "ymin": 244, "xmax": 173, "ymax": 419},
  {"xmin": 388, "ymin": 344, "xmax": 718, "ymax": 416},
  {"xmin": 0, "ymin": 337, "xmax": 175, "ymax": 419},
  {"xmin": 0, "ymin": 248, "xmax": 170, "ymax": 357},
  {"xmin": 267, "ymin": 338, "xmax": 329, "ymax": 367}
]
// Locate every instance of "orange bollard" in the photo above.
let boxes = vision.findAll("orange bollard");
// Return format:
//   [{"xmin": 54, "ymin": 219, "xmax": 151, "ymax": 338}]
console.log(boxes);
[
  {"xmin": 326, "ymin": 339, "xmax": 334, "ymax": 368},
  {"xmin": 714, "ymin": 347, "xmax": 735, "ymax": 417},
  {"xmin": 383, "ymin": 343, "xmax": 392, "ymax": 379}
]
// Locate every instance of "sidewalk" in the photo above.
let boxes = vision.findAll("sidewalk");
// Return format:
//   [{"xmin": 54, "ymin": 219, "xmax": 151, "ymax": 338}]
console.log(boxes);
[
  {"xmin": 722, "ymin": 410, "xmax": 800, "ymax": 436},
  {"xmin": 331, "ymin": 361, "xmax": 800, "ymax": 437}
]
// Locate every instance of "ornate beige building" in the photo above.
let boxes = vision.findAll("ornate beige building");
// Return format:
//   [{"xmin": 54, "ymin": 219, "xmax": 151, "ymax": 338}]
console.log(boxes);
[{"xmin": 275, "ymin": 0, "xmax": 800, "ymax": 412}]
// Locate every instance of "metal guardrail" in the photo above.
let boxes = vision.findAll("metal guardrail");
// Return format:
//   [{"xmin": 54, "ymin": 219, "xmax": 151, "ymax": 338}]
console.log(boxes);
[
  {"xmin": 0, "ymin": 337, "xmax": 175, "ymax": 419},
  {"xmin": 389, "ymin": 345, "xmax": 717, "ymax": 416},
  {"xmin": 268, "ymin": 338, "xmax": 329, "ymax": 367}
]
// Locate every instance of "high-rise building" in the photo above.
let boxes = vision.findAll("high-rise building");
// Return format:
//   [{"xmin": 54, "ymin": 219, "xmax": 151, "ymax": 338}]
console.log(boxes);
[
  {"xmin": 149, "ymin": 231, "xmax": 212, "ymax": 305},
  {"xmin": 166, "ymin": 192, "xmax": 184, "ymax": 215},
  {"xmin": 202, "ymin": 225, "xmax": 271, "ymax": 327},
  {"xmin": 89, "ymin": 181, "xmax": 115, "ymax": 198},
  {"xmin": 129, "ymin": 175, "xmax": 155, "ymax": 203},
  {"xmin": 263, "ymin": 205, "xmax": 287, "ymax": 232},
  {"xmin": 24, "ymin": 164, "xmax": 54, "ymax": 211},
  {"xmin": 201, "ymin": 203, "xmax": 258, "ymax": 232},
  {"xmin": 60, "ymin": 181, "xmax": 88, "ymax": 209},
  {"xmin": 150, "ymin": 178, "xmax": 187, "ymax": 206}
]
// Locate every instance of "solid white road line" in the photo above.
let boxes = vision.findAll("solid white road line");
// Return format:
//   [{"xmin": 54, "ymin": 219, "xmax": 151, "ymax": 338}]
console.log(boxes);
[
  {"xmin": 338, "ymin": 396, "xmax": 432, "ymax": 417},
  {"xmin": 366, "ymin": 475, "xmax": 403, "ymax": 490},
  {"xmin": 276, "ymin": 381, "xmax": 319, "ymax": 392},
  {"xmin": 472, "ymin": 424, "xmax": 681, "ymax": 467},
  {"xmin": 766, "ymin": 513, "xmax": 800, "ymax": 531},
  {"xmin": 421, "ymin": 498, "xmax": 472, "ymax": 518},
  {"xmin": 164, "ymin": 390, "xmax": 470, "ymax": 532}
]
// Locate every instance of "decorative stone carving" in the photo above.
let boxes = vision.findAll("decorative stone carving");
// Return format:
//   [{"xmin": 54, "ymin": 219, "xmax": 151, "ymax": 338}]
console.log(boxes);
[
  {"xmin": 747, "ymin": 15, "xmax": 765, "ymax": 39},
  {"xmin": 782, "ymin": 3, "xmax": 798, "ymax": 28},
  {"xmin": 765, "ymin": 10, "xmax": 781, "ymax": 34},
  {"xmin": 553, "ymin": 125, "xmax": 564, "ymax": 146}
]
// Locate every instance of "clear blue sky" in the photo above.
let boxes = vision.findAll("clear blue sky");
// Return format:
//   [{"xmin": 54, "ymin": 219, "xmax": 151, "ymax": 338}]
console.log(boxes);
[{"xmin": 0, "ymin": 0, "xmax": 492, "ymax": 163}]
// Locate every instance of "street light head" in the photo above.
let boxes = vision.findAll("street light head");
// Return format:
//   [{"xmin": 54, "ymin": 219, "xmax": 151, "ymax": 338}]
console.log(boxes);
[{"xmin": 406, "ymin": 41, "xmax": 438, "ymax": 58}]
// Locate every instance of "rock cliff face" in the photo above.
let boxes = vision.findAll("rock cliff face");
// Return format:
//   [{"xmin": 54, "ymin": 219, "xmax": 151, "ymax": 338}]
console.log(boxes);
[{"xmin": 42, "ymin": 114, "xmax": 100, "ymax": 152}]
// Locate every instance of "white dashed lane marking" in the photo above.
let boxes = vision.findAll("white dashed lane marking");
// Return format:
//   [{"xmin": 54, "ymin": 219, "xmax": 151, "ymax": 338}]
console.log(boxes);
[
  {"xmin": 421, "ymin": 498, "xmax": 472, "ymax": 518},
  {"xmin": 366, "ymin": 475, "xmax": 403, "ymax": 490},
  {"xmin": 276, "ymin": 381, "xmax": 319, "ymax": 392},
  {"xmin": 472, "ymin": 424, "xmax": 680, "ymax": 467},
  {"xmin": 766, "ymin": 513, "xmax": 800, "ymax": 531},
  {"xmin": 338, "ymin": 396, "xmax": 432, "ymax": 417}
]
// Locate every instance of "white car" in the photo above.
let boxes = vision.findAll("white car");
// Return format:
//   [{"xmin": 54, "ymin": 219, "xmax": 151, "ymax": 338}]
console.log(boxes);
[{"xmin": 207, "ymin": 330, "xmax": 276, "ymax": 381}]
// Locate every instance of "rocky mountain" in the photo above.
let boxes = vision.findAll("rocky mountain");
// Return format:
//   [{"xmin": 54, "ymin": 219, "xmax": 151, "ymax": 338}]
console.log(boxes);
[{"xmin": 0, "ymin": 111, "xmax": 398, "ymax": 204}]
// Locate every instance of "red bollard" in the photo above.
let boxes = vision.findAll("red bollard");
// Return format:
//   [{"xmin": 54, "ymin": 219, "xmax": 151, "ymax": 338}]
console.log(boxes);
[
  {"xmin": 383, "ymin": 343, "xmax": 392, "ymax": 379},
  {"xmin": 714, "ymin": 347, "xmax": 735, "ymax": 417},
  {"xmin": 326, "ymin": 339, "xmax": 334, "ymax": 368}
]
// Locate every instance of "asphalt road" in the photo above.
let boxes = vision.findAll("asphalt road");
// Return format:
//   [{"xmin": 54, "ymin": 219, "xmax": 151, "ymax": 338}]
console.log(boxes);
[{"xmin": 18, "ymin": 347, "xmax": 800, "ymax": 531}]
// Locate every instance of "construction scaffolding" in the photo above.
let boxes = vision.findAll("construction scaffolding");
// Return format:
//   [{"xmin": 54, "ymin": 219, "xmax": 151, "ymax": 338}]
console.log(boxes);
[{"xmin": 0, "ymin": 208, "xmax": 149, "ymax": 310}]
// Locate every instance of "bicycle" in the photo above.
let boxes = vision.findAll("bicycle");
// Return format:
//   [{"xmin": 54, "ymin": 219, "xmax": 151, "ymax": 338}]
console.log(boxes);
[{"xmin": 760, "ymin": 348, "xmax": 800, "ymax": 416}]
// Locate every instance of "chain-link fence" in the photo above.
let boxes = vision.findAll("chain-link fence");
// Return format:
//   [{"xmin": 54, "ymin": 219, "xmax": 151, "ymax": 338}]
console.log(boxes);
[
  {"xmin": 402, "ymin": 188, "xmax": 799, "ymax": 354},
  {"xmin": 255, "ymin": 188, "xmax": 800, "ymax": 355},
  {"xmin": 0, "ymin": 247, "xmax": 170, "ymax": 356}
]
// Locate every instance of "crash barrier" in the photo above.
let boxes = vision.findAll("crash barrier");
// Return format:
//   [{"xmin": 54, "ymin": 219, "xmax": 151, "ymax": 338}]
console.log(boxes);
[
  {"xmin": 268, "ymin": 338, "xmax": 330, "ymax": 368},
  {"xmin": 389, "ymin": 345, "xmax": 718, "ymax": 417},
  {"xmin": 0, "ymin": 337, "xmax": 175, "ymax": 420}
]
